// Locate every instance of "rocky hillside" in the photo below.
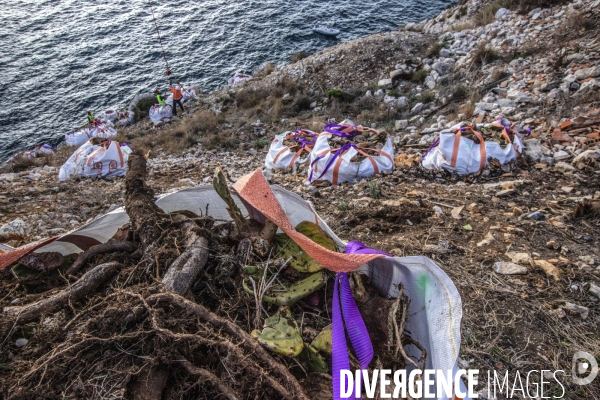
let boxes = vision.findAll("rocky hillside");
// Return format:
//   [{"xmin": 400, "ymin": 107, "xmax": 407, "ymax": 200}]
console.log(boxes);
[{"xmin": 1, "ymin": 0, "xmax": 599, "ymax": 398}]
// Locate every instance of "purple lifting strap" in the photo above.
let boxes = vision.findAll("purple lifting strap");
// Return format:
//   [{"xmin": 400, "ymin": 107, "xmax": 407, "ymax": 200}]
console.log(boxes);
[
  {"xmin": 308, "ymin": 143, "xmax": 355, "ymax": 183},
  {"xmin": 332, "ymin": 242, "xmax": 391, "ymax": 400},
  {"xmin": 324, "ymin": 123, "xmax": 358, "ymax": 138}
]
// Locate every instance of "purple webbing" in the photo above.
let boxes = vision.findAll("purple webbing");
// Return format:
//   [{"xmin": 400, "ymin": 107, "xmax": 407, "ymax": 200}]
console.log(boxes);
[
  {"xmin": 308, "ymin": 143, "xmax": 355, "ymax": 183},
  {"xmin": 331, "ymin": 242, "xmax": 391, "ymax": 400},
  {"xmin": 324, "ymin": 123, "xmax": 358, "ymax": 138}
]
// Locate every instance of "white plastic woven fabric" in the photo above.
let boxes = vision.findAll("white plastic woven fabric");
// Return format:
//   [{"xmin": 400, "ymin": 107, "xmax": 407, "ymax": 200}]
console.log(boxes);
[
  {"xmin": 308, "ymin": 135, "xmax": 394, "ymax": 184},
  {"xmin": 30, "ymin": 184, "xmax": 465, "ymax": 398}
]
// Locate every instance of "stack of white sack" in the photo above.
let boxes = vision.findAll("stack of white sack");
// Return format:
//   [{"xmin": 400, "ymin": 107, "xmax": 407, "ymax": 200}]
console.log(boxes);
[
  {"xmin": 64, "ymin": 121, "xmax": 117, "ymax": 147},
  {"xmin": 58, "ymin": 140, "xmax": 132, "ymax": 181}
]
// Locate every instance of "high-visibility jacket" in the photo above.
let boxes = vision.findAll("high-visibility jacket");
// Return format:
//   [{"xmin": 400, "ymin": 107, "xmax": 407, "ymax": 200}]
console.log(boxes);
[
  {"xmin": 87, "ymin": 113, "xmax": 94, "ymax": 123},
  {"xmin": 156, "ymin": 94, "xmax": 166, "ymax": 106},
  {"xmin": 170, "ymin": 85, "xmax": 183, "ymax": 100}
]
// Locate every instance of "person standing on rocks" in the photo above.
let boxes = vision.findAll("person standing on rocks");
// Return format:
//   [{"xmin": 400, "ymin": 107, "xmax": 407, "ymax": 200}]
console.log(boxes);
[
  {"xmin": 154, "ymin": 89, "xmax": 167, "ymax": 107},
  {"xmin": 169, "ymin": 80, "xmax": 184, "ymax": 116}
]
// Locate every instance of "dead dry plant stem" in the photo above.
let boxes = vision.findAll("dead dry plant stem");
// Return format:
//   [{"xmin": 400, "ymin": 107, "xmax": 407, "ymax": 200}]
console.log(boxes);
[
  {"xmin": 249, "ymin": 256, "xmax": 291, "ymax": 327},
  {"xmin": 391, "ymin": 286, "xmax": 419, "ymax": 369}
]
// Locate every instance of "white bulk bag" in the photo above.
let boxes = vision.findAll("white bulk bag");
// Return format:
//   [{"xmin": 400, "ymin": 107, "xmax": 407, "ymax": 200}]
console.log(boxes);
[
  {"xmin": 265, "ymin": 131, "xmax": 315, "ymax": 170},
  {"xmin": 65, "ymin": 129, "xmax": 91, "ymax": 147},
  {"xmin": 116, "ymin": 110, "xmax": 135, "ymax": 126},
  {"xmin": 104, "ymin": 110, "xmax": 118, "ymax": 122},
  {"xmin": 308, "ymin": 134, "xmax": 394, "ymax": 185},
  {"xmin": 26, "ymin": 182, "xmax": 467, "ymax": 399},
  {"xmin": 149, "ymin": 104, "xmax": 173, "ymax": 122},
  {"xmin": 422, "ymin": 126, "xmax": 523, "ymax": 175},
  {"xmin": 58, "ymin": 141, "xmax": 101, "ymax": 181},
  {"xmin": 81, "ymin": 141, "xmax": 128, "ymax": 179},
  {"xmin": 90, "ymin": 125, "xmax": 117, "ymax": 140}
]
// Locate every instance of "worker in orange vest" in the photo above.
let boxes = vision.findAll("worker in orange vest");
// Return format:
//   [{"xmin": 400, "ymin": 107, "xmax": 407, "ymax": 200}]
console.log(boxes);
[{"xmin": 169, "ymin": 79, "xmax": 184, "ymax": 116}]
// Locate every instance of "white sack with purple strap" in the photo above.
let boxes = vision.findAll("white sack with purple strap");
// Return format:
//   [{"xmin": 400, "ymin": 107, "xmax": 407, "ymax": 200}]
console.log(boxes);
[{"xmin": 308, "ymin": 135, "xmax": 394, "ymax": 184}]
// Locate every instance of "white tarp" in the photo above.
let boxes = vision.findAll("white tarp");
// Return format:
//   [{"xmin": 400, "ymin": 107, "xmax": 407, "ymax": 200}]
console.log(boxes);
[
  {"xmin": 308, "ymin": 135, "xmax": 394, "ymax": 184},
  {"xmin": 28, "ymin": 183, "xmax": 466, "ymax": 398}
]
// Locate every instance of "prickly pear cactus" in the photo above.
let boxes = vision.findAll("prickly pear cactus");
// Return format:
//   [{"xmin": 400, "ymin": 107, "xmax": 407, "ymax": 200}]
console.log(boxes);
[
  {"xmin": 299, "ymin": 344, "xmax": 328, "ymax": 373},
  {"xmin": 310, "ymin": 324, "xmax": 332, "ymax": 355},
  {"xmin": 243, "ymin": 271, "xmax": 326, "ymax": 306},
  {"xmin": 251, "ymin": 307, "xmax": 303, "ymax": 357},
  {"xmin": 273, "ymin": 221, "xmax": 338, "ymax": 273}
]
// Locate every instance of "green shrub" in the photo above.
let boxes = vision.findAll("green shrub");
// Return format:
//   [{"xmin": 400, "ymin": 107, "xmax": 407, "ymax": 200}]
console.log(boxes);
[
  {"xmin": 369, "ymin": 182, "xmax": 380, "ymax": 199},
  {"xmin": 327, "ymin": 89, "xmax": 343, "ymax": 99},
  {"xmin": 387, "ymin": 89, "xmax": 401, "ymax": 98}
]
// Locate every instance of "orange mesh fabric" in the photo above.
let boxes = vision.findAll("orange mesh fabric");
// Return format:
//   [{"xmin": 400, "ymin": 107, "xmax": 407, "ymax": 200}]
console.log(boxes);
[
  {"xmin": 0, "ymin": 237, "xmax": 59, "ymax": 271},
  {"xmin": 233, "ymin": 170, "xmax": 385, "ymax": 272}
]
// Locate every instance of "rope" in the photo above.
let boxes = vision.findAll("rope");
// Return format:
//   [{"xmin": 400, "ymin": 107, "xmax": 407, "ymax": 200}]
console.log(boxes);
[{"xmin": 149, "ymin": 3, "xmax": 170, "ymax": 71}]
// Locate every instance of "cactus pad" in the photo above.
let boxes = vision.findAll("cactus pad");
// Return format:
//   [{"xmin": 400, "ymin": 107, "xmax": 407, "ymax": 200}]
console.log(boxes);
[
  {"xmin": 310, "ymin": 324, "xmax": 332, "ymax": 354},
  {"xmin": 243, "ymin": 271, "xmax": 326, "ymax": 306},
  {"xmin": 251, "ymin": 307, "xmax": 303, "ymax": 357},
  {"xmin": 273, "ymin": 221, "xmax": 338, "ymax": 273},
  {"xmin": 299, "ymin": 344, "xmax": 328, "ymax": 373}
]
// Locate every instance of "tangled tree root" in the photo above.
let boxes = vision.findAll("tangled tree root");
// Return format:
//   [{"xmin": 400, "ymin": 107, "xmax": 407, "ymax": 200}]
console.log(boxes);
[{"xmin": 0, "ymin": 153, "xmax": 311, "ymax": 400}]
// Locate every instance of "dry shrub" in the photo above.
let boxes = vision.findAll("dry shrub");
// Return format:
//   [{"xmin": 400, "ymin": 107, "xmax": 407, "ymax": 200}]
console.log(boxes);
[
  {"xmin": 235, "ymin": 87, "xmax": 268, "ymax": 109},
  {"xmin": 202, "ymin": 131, "xmax": 240, "ymax": 150},
  {"xmin": 452, "ymin": 22, "xmax": 473, "ymax": 32},
  {"xmin": 291, "ymin": 50, "xmax": 309, "ymax": 63},
  {"xmin": 183, "ymin": 110, "xmax": 219, "ymax": 135},
  {"xmin": 472, "ymin": 43, "xmax": 502, "ymax": 65},
  {"xmin": 253, "ymin": 62, "xmax": 276, "ymax": 78},
  {"xmin": 1, "ymin": 156, "xmax": 37, "ymax": 173},
  {"xmin": 131, "ymin": 95, "xmax": 158, "ymax": 122}
]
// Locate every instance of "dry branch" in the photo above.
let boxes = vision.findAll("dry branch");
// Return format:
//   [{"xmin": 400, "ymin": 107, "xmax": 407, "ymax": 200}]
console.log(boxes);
[
  {"xmin": 3, "ymin": 262, "xmax": 122, "ymax": 322},
  {"xmin": 66, "ymin": 240, "xmax": 137, "ymax": 275}
]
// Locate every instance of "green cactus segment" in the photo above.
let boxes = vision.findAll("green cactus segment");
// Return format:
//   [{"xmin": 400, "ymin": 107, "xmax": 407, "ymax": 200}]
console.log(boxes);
[
  {"xmin": 310, "ymin": 324, "xmax": 332, "ymax": 355},
  {"xmin": 299, "ymin": 344, "xmax": 328, "ymax": 373},
  {"xmin": 243, "ymin": 271, "xmax": 326, "ymax": 306},
  {"xmin": 243, "ymin": 265, "xmax": 260, "ymax": 275},
  {"xmin": 251, "ymin": 307, "xmax": 303, "ymax": 357},
  {"xmin": 273, "ymin": 221, "xmax": 338, "ymax": 273}
]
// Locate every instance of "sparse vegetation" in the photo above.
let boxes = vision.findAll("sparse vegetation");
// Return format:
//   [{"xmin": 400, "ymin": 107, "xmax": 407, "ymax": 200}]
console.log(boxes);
[
  {"xmin": 411, "ymin": 69, "xmax": 429, "ymax": 84},
  {"xmin": 327, "ymin": 88, "xmax": 342, "ymax": 99},
  {"xmin": 336, "ymin": 200, "xmax": 349, "ymax": 212},
  {"xmin": 235, "ymin": 87, "xmax": 268, "ymax": 109},
  {"xmin": 472, "ymin": 44, "xmax": 501, "ymax": 65},
  {"xmin": 387, "ymin": 89, "xmax": 401, "ymax": 98},
  {"xmin": 421, "ymin": 91, "xmax": 435, "ymax": 104},
  {"xmin": 291, "ymin": 50, "xmax": 309, "ymax": 63},
  {"xmin": 369, "ymin": 181, "xmax": 380, "ymax": 199}
]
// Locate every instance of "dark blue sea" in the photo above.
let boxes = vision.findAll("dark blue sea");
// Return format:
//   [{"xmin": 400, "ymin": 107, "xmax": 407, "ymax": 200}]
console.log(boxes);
[{"xmin": 0, "ymin": 0, "xmax": 453, "ymax": 163}]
